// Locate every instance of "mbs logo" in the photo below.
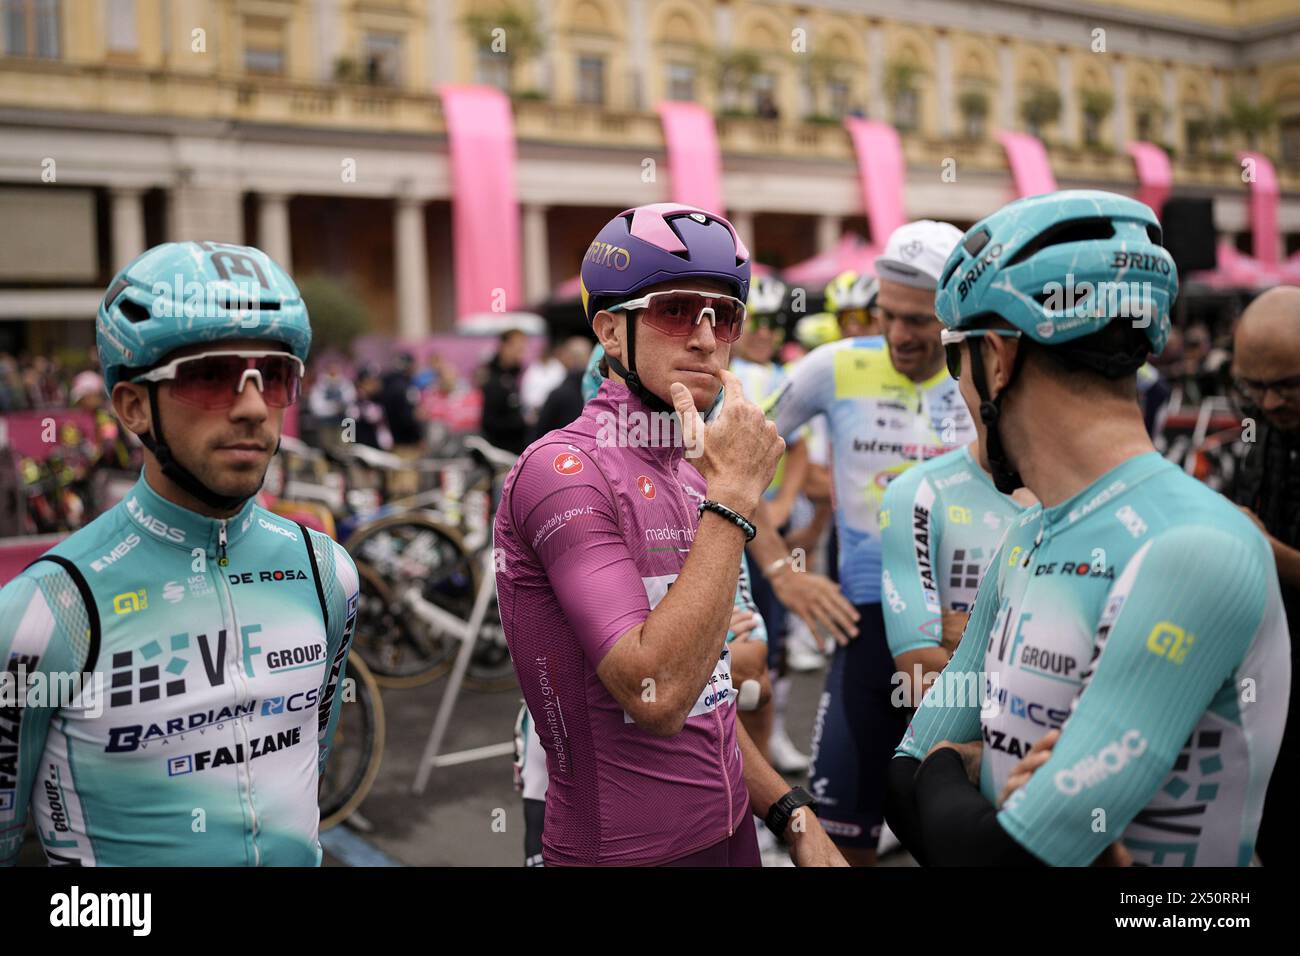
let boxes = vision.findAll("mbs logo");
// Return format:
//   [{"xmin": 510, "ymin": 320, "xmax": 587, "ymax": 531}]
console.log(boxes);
[
  {"xmin": 1146, "ymin": 621, "xmax": 1195, "ymax": 665},
  {"xmin": 112, "ymin": 590, "xmax": 148, "ymax": 615}
]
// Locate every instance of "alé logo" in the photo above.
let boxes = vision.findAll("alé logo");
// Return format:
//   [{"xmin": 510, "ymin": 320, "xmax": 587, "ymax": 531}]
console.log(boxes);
[{"xmin": 108, "ymin": 624, "xmax": 266, "ymax": 708}]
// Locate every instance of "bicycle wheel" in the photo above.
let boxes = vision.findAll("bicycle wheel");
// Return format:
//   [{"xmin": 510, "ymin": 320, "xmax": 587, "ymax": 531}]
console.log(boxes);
[
  {"xmin": 344, "ymin": 514, "xmax": 480, "ymax": 688},
  {"xmin": 320, "ymin": 655, "xmax": 385, "ymax": 829},
  {"xmin": 462, "ymin": 599, "xmax": 519, "ymax": 692}
]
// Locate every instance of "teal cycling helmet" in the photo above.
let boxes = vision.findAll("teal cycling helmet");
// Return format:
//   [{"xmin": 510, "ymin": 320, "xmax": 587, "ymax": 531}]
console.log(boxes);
[
  {"xmin": 935, "ymin": 190, "xmax": 1178, "ymax": 493},
  {"xmin": 97, "ymin": 241, "xmax": 312, "ymax": 509},
  {"xmin": 98, "ymin": 241, "xmax": 311, "ymax": 391},
  {"xmin": 936, "ymin": 190, "xmax": 1177, "ymax": 353}
]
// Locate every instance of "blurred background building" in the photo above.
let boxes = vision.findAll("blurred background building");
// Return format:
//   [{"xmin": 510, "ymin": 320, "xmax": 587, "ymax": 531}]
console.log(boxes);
[{"xmin": 0, "ymin": 0, "xmax": 1298, "ymax": 356}]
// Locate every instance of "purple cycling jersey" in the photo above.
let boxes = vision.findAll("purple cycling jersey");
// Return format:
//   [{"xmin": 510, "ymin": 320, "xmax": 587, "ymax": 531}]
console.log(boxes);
[{"xmin": 494, "ymin": 378, "xmax": 748, "ymax": 866}]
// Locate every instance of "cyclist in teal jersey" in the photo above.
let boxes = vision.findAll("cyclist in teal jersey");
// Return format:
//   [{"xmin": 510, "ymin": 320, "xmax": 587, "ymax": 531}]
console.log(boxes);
[
  {"xmin": 0, "ymin": 242, "xmax": 358, "ymax": 866},
  {"xmin": 749, "ymin": 219, "xmax": 971, "ymax": 865},
  {"xmin": 880, "ymin": 442, "xmax": 1032, "ymax": 705},
  {"xmin": 886, "ymin": 190, "xmax": 1288, "ymax": 867}
]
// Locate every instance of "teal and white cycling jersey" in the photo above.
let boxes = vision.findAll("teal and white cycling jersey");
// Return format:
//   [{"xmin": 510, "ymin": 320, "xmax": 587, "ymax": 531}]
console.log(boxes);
[
  {"xmin": 898, "ymin": 452, "xmax": 1289, "ymax": 866},
  {"xmin": 0, "ymin": 474, "xmax": 358, "ymax": 866},
  {"xmin": 879, "ymin": 445, "xmax": 1024, "ymax": 657}
]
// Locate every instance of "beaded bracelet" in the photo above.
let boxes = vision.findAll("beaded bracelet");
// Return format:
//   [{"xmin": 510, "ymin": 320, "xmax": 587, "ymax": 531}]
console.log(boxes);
[{"xmin": 698, "ymin": 499, "xmax": 757, "ymax": 542}]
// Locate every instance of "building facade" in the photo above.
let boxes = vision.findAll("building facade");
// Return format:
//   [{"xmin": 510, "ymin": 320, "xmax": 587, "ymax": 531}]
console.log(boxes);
[{"xmin": 1, "ymin": 0, "xmax": 1298, "ymax": 352}]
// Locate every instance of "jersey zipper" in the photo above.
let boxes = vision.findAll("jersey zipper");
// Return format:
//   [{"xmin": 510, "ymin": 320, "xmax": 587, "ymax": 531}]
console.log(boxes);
[{"xmin": 214, "ymin": 517, "xmax": 262, "ymax": 865}]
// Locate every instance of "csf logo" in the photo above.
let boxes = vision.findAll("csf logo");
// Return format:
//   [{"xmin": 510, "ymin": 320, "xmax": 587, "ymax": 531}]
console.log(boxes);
[
  {"xmin": 113, "ymin": 590, "xmax": 148, "ymax": 615},
  {"xmin": 1146, "ymin": 621, "xmax": 1194, "ymax": 665},
  {"xmin": 553, "ymin": 452, "xmax": 583, "ymax": 476},
  {"xmin": 1007, "ymin": 546, "xmax": 1023, "ymax": 567},
  {"xmin": 947, "ymin": 505, "xmax": 972, "ymax": 525},
  {"xmin": 879, "ymin": 508, "xmax": 891, "ymax": 530},
  {"xmin": 637, "ymin": 475, "xmax": 656, "ymax": 500}
]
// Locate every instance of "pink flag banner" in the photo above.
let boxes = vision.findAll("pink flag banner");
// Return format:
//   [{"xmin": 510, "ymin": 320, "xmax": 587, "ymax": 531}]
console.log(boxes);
[
  {"xmin": 0, "ymin": 409, "xmax": 97, "ymax": 462},
  {"xmin": 1125, "ymin": 141, "xmax": 1173, "ymax": 217},
  {"xmin": 843, "ymin": 118, "xmax": 905, "ymax": 246},
  {"xmin": 439, "ymin": 85, "xmax": 523, "ymax": 321},
  {"xmin": 1241, "ymin": 151, "xmax": 1280, "ymax": 268},
  {"xmin": 998, "ymin": 131, "xmax": 1058, "ymax": 198},
  {"xmin": 656, "ymin": 101, "xmax": 725, "ymax": 215},
  {"xmin": 0, "ymin": 534, "xmax": 66, "ymax": 587}
]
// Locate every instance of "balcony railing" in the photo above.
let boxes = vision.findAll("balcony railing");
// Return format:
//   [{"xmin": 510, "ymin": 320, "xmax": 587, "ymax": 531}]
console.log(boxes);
[{"xmin": 0, "ymin": 58, "xmax": 1295, "ymax": 192}]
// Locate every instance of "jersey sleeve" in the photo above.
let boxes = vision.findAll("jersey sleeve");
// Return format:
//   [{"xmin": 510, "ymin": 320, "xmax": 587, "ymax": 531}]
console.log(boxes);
[
  {"xmin": 313, "ymin": 536, "xmax": 361, "ymax": 776},
  {"xmin": 506, "ymin": 444, "xmax": 652, "ymax": 665},
  {"xmin": 895, "ymin": 538, "xmax": 1000, "ymax": 761},
  {"xmin": 0, "ymin": 565, "xmax": 92, "ymax": 865},
  {"xmin": 765, "ymin": 343, "xmax": 836, "ymax": 441},
  {"xmin": 881, "ymin": 467, "xmax": 943, "ymax": 657},
  {"xmin": 996, "ymin": 525, "xmax": 1272, "ymax": 866}
]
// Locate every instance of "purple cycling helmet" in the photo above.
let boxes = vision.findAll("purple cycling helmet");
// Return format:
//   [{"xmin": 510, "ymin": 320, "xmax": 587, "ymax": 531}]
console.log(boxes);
[{"xmin": 580, "ymin": 203, "xmax": 750, "ymax": 410}]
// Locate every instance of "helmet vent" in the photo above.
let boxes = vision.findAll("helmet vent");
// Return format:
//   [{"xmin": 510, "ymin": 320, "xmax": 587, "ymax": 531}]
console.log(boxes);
[
  {"xmin": 1145, "ymin": 223, "xmax": 1163, "ymax": 246},
  {"xmin": 1005, "ymin": 217, "xmax": 1115, "ymax": 268},
  {"xmin": 118, "ymin": 298, "xmax": 151, "ymax": 324}
]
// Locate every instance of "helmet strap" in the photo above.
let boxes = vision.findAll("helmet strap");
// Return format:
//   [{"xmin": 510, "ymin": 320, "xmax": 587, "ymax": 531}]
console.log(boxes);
[
  {"xmin": 967, "ymin": 336, "xmax": 1027, "ymax": 495},
  {"xmin": 603, "ymin": 314, "xmax": 677, "ymax": 416},
  {"xmin": 138, "ymin": 383, "xmax": 253, "ymax": 512}
]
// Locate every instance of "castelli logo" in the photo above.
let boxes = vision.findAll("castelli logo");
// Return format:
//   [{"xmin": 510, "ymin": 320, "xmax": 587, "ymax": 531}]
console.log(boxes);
[
  {"xmin": 553, "ymin": 452, "xmax": 583, "ymax": 476},
  {"xmin": 900, "ymin": 239, "xmax": 924, "ymax": 260},
  {"xmin": 637, "ymin": 475, "xmax": 656, "ymax": 500}
]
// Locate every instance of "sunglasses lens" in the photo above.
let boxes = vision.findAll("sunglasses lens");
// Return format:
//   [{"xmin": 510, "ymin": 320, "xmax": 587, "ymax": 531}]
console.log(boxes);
[
  {"xmin": 945, "ymin": 342, "xmax": 963, "ymax": 380},
  {"xmin": 641, "ymin": 293, "xmax": 745, "ymax": 343},
  {"xmin": 168, "ymin": 355, "xmax": 300, "ymax": 408}
]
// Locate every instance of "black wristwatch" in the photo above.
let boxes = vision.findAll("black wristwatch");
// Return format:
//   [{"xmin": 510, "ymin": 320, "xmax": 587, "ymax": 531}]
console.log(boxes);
[{"xmin": 765, "ymin": 786, "xmax": 818, "ymax": 842}]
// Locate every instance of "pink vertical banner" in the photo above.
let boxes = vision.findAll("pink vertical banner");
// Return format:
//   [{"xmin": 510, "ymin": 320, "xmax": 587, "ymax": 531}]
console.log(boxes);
[
  {"xmin": 1125, "ymin": 141, "xmax": 1172, "ymax": 218},
  {"xmin": 439, "ymin": 85, "xmax": 523, "ymax": 321},
  {"xmin": 655, "ymin": 101, "xmax": 724, "ymax": 215},
  {"xmin": 998, "ymin": 131, "xmax": 1058, "ymax": 198},
  {"xmin": 1240, "ymin": 151, "xmax": 1280, "ymax": 268},
  {"xmin": 843, "ymin": 118, "xmax": 905, "ymax": 246}
]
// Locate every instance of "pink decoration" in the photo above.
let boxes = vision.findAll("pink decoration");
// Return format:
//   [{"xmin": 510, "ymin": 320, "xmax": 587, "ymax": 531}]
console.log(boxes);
[
  {"xmin": 440, "ymin": 86, "xmax": 523, "ymax": 321},
  {"xmin": 655, "ymin": 102, "xmax": 725, "ymax": 216},
  {"xmin": 997, "ymin": 131, "xmax": 1058, "ymax": 198},
  {"xmin": 843, "ymin": 118, "xmax": 905, "ymax": 246}
]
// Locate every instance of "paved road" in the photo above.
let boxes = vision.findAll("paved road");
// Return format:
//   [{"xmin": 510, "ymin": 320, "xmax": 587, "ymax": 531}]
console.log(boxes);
[{"xmin": 328, "ymin": 662, "xmax": 840, "ymax": 866}]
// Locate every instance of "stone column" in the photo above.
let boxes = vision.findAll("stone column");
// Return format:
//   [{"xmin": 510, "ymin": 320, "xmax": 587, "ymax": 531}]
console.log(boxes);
[
  {"xmin": 1058, "ymin": 49, "xmax": 1078, "ymax": 146},
  {"xmin": 110, "ymin": 187, "xmax": 147, "ymax": 271},
  {"xmin": 257, "ymin": 193, "xmax": 292, "ymax": 272},
  {"xmin": 522, "ymin": 203, "xmax": 550, "ymax": 306},
  {"xmin": 998, "ymin": 42, "xmax": 1015, "ymax": 131},
  {"xmin": 1111, "ymin": 59, "xmax": 1129, "ymax": 148},
  {"xmin": 394, "ymin": 194, "xmax": 431, "ymax": 342},
  {"xmin": 817, "ymin": 214, "xmax": 839, "ymax": 254}
]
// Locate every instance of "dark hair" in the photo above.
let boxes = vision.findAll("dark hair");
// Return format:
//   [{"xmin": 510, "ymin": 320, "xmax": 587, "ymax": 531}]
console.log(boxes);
[
  {"xmin": 970, "ymin": 314, "xmax": 1147, "ymax": 394},
  {"xmin": 499, "ymin": 328, "xmax": 526, "ymax": 345}
]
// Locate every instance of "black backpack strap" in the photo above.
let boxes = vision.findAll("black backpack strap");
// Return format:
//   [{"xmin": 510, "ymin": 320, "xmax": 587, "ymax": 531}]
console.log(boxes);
[
  {"xmin": 23, "ymin": 555, "xmax": 101, "ymax": 675},
  {"xmin": 295, "ymin": 522, "xmax": 330, "ymax": 631}
]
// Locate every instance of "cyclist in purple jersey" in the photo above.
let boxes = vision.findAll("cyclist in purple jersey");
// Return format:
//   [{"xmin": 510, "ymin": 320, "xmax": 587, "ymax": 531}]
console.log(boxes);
[{"xmin": 494, "ymin": 203, "xmax": 844, "ymax": 867}]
